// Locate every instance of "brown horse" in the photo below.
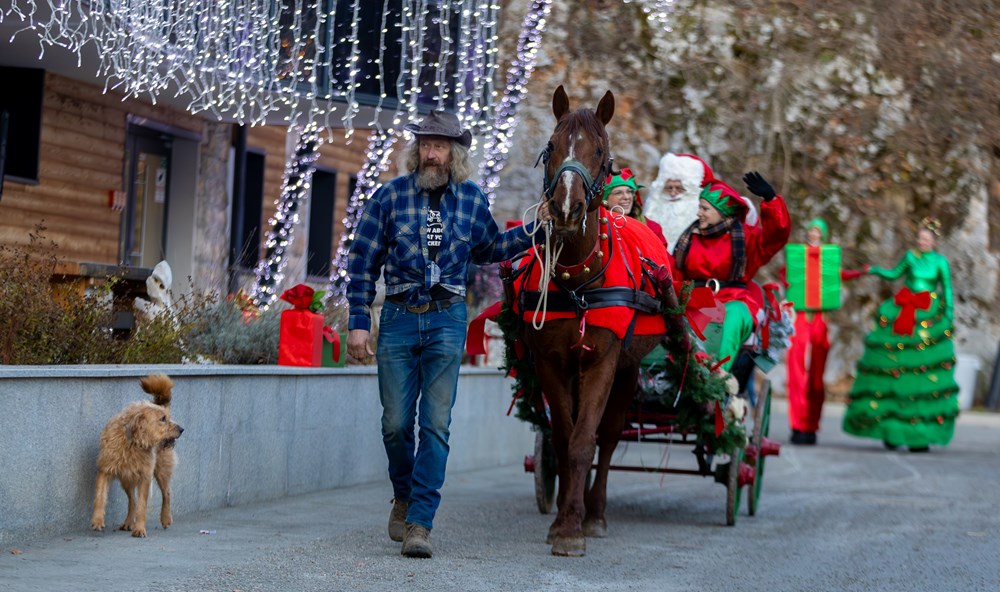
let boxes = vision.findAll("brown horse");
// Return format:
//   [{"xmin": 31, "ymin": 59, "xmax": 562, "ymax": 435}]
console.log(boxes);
[{"xmin": 519, "ymin": 86, "xmax": 673, "ymax": 556}]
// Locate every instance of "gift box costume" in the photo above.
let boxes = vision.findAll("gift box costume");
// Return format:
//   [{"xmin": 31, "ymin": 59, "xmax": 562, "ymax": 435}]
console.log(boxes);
[
  {"xmin": 674, "ymin": 176, "xmax": 791, "ymax": 371},
  {"xmin": 782, "ymin": 219, "xmax": 863, "ymax": 441},
  {"xmin": 842, "ymin": 245, "xmax": 959, "ymax": 448}
]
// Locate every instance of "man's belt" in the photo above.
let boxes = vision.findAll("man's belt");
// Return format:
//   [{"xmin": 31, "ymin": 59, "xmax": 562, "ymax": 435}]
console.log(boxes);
[{"xmin": 387, "ymin": 294, "xmax": 464, "ymax": 314}]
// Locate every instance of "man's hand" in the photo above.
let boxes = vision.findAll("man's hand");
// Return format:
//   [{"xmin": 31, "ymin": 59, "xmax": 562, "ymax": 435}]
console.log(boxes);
[
  {"xmin": 347, "ymin": 329, "xmax": 375, "ymax": 362},
  {"xmin": 537, "ymin": 200, "xmax": 552, "ymax": 223}
]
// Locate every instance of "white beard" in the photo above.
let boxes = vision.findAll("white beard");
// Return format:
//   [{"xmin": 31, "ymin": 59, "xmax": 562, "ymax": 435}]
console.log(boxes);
[{"xmin": 645, "ymin": 195, "xmax": 700, "ymax": 251}]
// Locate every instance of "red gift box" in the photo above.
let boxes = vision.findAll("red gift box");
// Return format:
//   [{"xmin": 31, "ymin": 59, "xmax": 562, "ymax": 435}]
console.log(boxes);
[
  {"xmin": 278, "ymin": 309, "xmax": 325, "ymax": 366},
  {"xmin": 277, "ymin": 284, "xmax": 334, "ymax": 367}
]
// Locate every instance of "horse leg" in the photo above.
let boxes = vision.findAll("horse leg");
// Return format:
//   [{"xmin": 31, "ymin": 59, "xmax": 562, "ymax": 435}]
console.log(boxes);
[
  {"xmin": 551, "ymin": 337, "xmax": 620, "ymax": 557},
  {"xmin": 546, "ymin": 411, "xmax": 573, "ymax": 545},
  {"xmin": 584, "ymin": 366, "xmax": 638, "ymax": 538}
]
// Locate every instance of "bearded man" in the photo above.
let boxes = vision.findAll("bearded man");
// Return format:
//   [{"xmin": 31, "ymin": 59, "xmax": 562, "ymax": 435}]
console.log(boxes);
[{"xmin": 346, "ymin": 110, "xmax": 548, "ymax": 558}]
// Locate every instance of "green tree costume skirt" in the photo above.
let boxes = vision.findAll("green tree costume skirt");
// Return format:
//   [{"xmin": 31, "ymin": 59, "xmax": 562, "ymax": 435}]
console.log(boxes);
[{"xmin": 842, "ymin": 291, "xmax": 959, "ymax": 447}]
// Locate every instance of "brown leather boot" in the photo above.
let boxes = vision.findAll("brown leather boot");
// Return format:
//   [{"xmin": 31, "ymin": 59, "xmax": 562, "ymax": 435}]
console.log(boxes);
[
  {"xmin": 401, "ymin": 522, "xmax": 432, "ymax": 558},
  {"xmin": 387, "ymin": 499, "xmax": 408, "ymax": 542}
]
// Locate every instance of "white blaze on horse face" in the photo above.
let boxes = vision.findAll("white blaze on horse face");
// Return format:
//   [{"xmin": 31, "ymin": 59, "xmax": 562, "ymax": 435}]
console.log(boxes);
[{"xmin": 557, "ymin": 136, "xmax": 579, "ymax": 218}]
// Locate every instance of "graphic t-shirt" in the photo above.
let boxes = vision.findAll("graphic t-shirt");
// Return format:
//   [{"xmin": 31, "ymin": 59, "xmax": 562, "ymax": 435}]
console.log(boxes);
[{"xmin": 426, "ymin": 186, "xmax": 445, "ymax": 262}]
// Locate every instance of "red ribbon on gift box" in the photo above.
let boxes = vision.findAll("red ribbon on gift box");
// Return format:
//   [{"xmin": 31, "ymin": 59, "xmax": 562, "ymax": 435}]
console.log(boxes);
[{"xmin": 323, "ymin": 326, "xmax": 341, "ymax": 363}]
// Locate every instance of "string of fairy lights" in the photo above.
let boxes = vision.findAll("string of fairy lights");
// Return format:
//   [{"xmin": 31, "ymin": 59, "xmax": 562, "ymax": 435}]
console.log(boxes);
[
  {"xmin": 250, "ymin": 122, "xmax": 323, "ymax": 307},
  {"xmin": 326, "ymin": 129, "xmax": 399, "ymax": 302},
  {"xmin": 477, "ymin": 0, "xmax": 551, "ymax": 207},
  {"xmin": 4, "ymin": 0, "xmax": 338, "ymax": 128},
  {"xmin": 2, "ymin": 1, "xmax": 674, "ymax": 307},
  {"xmin": 324, "ymin": 0, "xmax": 502, "ymax": 305}
]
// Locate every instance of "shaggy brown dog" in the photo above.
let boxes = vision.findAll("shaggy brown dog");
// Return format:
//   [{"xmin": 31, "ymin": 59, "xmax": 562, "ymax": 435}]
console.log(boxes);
[{"xmin": 90, "ymin": 374, "xmax": 184, "ymax": 537}]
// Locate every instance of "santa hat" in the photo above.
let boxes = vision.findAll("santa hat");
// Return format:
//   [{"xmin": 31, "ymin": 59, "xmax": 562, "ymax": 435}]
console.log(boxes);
[
  {"xmin": 659, "ymin": 153, "xmax": 715, "ymax": 197},
  {"xmin": 700, "ymin": 181, "xmax": 757, "ymax": 225}
]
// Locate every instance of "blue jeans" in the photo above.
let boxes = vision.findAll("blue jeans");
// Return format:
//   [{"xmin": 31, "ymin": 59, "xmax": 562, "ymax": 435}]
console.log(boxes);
[{"xmin": 377, "ymin": 300, "xmax": 467, "ymax": 530}]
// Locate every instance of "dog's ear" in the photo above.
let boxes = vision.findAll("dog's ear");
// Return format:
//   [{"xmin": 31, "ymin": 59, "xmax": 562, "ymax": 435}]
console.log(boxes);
[{"xmin": 126, "ymin": 410, "xmax": 153, "ymax": 448}]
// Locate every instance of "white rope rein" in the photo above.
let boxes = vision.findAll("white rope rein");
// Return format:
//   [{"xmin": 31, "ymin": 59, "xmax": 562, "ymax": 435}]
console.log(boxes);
[{"xmin": 522, "ymin": 202, "xmax": 560, "ymax": 329}]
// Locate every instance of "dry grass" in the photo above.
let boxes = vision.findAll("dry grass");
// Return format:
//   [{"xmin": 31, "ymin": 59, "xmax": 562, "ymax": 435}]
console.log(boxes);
[{"xmin": 0, "ymin": 226, "xmax": 280, "ymax": 365}]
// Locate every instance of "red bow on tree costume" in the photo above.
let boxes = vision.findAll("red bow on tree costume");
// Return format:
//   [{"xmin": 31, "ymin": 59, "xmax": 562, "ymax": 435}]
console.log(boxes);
[{"xmin": 892, "ymin": 287, "xmax": 931, "ymax": 336}]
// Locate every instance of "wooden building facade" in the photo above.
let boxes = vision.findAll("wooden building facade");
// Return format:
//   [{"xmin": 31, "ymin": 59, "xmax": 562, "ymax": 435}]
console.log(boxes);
[{"xmin": 0, "ymin": 69, "xmax": 377, "ymax": 303}]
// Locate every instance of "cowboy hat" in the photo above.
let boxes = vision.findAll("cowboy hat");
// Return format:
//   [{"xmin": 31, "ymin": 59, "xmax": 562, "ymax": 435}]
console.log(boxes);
[{"xmin": 403, "ymin": 110, "xmax": 472, "ymax": 147}]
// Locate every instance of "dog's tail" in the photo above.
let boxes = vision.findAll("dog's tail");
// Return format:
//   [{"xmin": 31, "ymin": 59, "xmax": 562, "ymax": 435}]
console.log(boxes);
[{"xmin": 139, "ymin": 374, "xmax": 174, "ymax": 407}]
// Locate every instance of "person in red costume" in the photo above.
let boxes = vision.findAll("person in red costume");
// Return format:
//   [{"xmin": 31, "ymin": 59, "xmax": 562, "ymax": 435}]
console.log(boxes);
[
  {"xmin": 782, "ymin": 218, "xmax": 865, "ymax": 445},
  {"xmin": 673, "ymin": 172, "xmax": 791, "ymax": 376}
]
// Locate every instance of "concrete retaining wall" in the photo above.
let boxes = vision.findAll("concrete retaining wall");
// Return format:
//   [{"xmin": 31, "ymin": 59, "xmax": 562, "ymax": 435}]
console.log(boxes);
[{"xmin": 0, "ymin": 365, "xmax": 532, "ymax": 545}]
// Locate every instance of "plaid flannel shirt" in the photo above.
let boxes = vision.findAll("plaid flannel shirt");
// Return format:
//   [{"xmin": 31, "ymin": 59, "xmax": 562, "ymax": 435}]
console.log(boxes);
[{"xmin": 347, "ymin": 172, "xmax": 538, "ymax": 332}]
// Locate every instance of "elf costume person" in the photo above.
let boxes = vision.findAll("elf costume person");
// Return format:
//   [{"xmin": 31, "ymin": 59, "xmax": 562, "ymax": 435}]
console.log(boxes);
[
  {"xmin": 782, "ymin": 218, "xmax": 864, "ymax": 445},
  {"xmin": 644, "ymin": 153, "xmax": 716, "ymax": 249},
  {"xmin": 674, "ymin": 172, "xmax": 791, "ymax": 375},
  {"xmin": 842, "ymin": 217, "xmax": 959, "ymax": 452},
  {"xmin": 602, "ymin": 168, "xmax": 669, "ymax": 246}
]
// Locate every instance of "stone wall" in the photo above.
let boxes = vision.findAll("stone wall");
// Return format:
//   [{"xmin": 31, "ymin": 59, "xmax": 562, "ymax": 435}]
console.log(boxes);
[{"xmin": 0, "ymin": 366, "xmax": 531, "ymax": 545}]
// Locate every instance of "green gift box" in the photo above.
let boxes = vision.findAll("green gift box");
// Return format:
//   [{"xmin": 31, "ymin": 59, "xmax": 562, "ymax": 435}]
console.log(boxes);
[
  {"xmin": 785, "ymin": 244, "xmax": 842, "ymax": 312},
  {"xmin": 322, "ymin": 330, "xmax": 347, "ymax": 367}
]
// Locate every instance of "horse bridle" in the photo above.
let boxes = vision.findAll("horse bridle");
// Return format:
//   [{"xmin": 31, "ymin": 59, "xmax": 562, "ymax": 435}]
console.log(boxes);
[{"xmin": 535, "ymin": 141, "xmax": 613, "ymax": 207}]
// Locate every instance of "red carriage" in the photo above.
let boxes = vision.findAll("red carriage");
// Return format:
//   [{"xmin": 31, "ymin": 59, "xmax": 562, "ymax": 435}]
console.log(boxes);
[{"xmin": 471, "ymin": 87, "xmax": 784, "ymax": 554}]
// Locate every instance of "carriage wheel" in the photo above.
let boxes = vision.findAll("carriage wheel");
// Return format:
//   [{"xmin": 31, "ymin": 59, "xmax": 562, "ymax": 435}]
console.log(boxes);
[
  {"xmin": 747, "ymin": 379, "xmax": 772, "ymax": 516},
  {"xmin": 725, "ymin": 446, "xmax": 745, "ymax": 526},
  {"xmin": 533, "ymin": 431, "xmax": 557, "ymax": 514}
]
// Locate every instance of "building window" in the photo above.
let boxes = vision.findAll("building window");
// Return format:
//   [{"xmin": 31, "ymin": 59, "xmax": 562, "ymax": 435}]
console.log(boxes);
[
  {"xmin": 307, "ymin": 168, "xmax": 337, "ymax": 278},
  {"xmin": 232, "ymin": 149, "xmax": 265, "ymax": 271}
]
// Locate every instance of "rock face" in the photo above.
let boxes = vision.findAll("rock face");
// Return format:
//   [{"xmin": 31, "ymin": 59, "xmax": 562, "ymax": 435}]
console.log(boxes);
[{"xmin": 492, "ymin": 0, "xmax": 999, "ymax": 398}]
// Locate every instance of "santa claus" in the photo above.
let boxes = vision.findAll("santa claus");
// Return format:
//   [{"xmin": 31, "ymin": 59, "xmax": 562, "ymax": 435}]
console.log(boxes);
[{"xmin": 644, "ymin": 153, "xmax": 715, "ymax": 249}]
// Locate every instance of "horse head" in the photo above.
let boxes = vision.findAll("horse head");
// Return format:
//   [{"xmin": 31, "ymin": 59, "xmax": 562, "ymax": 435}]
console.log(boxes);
[{"xmin": 540, "ymin": 85, "xmax": 614, "ymax": 239}]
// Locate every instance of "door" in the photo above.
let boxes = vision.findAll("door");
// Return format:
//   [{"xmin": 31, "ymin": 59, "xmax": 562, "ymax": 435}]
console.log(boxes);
[{"xmin": 122, "ymin": 127, "xmax": 172, "ymax": 268}]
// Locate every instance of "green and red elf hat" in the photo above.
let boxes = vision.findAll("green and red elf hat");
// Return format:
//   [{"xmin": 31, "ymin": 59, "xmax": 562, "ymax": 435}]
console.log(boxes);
[
  {"xmin": 808, "ymin": 218, "xmax": 828, "ymax": 241},
  {"xmin": 603, "ymin": 168, "xmax": 646, "ymax": 205},
  {"xmin": 699, "ymin": 180, "xmax": 755, "ymax": 223}
]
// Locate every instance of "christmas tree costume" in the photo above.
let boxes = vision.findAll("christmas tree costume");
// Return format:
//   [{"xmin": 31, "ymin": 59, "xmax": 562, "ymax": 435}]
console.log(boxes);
[{"xmin": 843, "ymin": 249, "xmax": 959, "ymax": 447}]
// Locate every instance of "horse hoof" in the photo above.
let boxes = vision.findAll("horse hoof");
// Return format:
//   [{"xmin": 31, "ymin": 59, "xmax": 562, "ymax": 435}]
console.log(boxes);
[
  {"xmin": 551, "ymin": 536, "xmax": 586, "ymax": 557},
  {"xmin": 583, "ymin": 517, "xmax": 607, "ymax": 538}
]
